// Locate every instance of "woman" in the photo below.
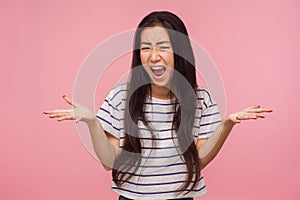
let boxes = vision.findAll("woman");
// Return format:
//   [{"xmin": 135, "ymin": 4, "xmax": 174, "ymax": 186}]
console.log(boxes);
[{"xmin": 44, "ymin": 11, "xmax": 271, "ymax": 200}]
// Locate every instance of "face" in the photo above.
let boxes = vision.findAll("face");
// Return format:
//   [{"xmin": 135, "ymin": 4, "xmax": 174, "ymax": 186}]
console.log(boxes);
[{"xmin": 140, "ymin": 26, "xmax": 174, "ymax": 87}]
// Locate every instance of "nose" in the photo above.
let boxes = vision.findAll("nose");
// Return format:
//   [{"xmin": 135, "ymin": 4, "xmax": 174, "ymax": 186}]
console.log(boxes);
[{"xmin": 150, "ymin": 48, "xmax": 160, "ymax": 63}]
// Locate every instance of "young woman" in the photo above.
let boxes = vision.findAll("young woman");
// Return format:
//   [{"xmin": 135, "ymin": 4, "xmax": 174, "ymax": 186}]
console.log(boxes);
[{"xmin": 44, "ymin": 11, "xmax": 272, "ymax": 200}]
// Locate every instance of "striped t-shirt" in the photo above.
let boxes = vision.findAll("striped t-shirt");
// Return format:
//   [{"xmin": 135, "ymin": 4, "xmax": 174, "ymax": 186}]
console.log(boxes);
[{"xmin": 96, "ymin": 84, "xmax": 221, "ymax": 200}]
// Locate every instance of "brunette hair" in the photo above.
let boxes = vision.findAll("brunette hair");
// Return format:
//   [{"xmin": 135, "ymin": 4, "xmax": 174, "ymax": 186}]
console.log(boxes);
[{"xmin": 112, "ymin": 11, "xmax": 200, "ymax": 194}]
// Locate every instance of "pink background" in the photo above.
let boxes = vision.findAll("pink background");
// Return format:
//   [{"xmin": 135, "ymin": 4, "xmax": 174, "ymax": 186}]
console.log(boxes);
[{"xmin": 1, "ymin": 0, "xmax": 299, "ymax": 199}]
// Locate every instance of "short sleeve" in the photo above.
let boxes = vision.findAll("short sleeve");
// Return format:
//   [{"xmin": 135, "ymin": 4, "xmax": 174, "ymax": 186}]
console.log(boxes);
[
  {"xmin": 196, "ymin": 88, "xmax": 222, "ymax": 139},
  {"xmin": 96, "ymin": 86, "xmax": 126, "ymax": 139}
]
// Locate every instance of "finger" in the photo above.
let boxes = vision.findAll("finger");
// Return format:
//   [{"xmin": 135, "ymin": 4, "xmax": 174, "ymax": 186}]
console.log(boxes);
[
  {"xmin": 244, "ymin": 115, "xmax": 258, "ymax": 120},
  {"xmin": 245, "ymin": 105, "xmax": 260, "ymax": 110},
  {"xmin": 48, "ymin": 112, "xmax": 71, "ymax": 118},
  {"xmin": 57, "ymin": 115, "xmax": 75, "ymax": 122},
  {"xmin": 240, "ymin": 111, "xmax": 271, "ymax": 120},
  {"xmin": 256, "ymin": 114, "xmax": 265, "ymax": 118},
  {"xmin": 44, "ymin": 110, "xmax": 55, "ymax": 114},
  {"xmin": 237, "ymin": 113, "xmax": 258, "ymax": 120},
  {"xmin": 62, "ymin": 95, "xmax": 74, "ymax": 106},
  {"xmin": 62, "ymin": 95, "xmax": 80, "ymax": 108},
  {"xmin": 246, "ymin": 108, "xmax": 272, "ymax": 113},
  {"xmin": 234, "ymin": 116, "xmax": 241, "ymax": 123},
  {"xmin": 264, "ymin": 109, "xmax": 273, "ymax": 112},
  {"xmin": 43, "ymin": 109, "xmax": 72, "ymax": 114}
]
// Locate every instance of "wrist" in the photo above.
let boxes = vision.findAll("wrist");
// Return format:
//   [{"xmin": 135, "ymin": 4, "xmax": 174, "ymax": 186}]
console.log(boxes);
[
  {"xmin": 86, "ymin": 116, "xmax": 98, "ymax": 126},
  {"xmin": 224, "ymin": 117, "xmax": 237, "ymax": 127}
]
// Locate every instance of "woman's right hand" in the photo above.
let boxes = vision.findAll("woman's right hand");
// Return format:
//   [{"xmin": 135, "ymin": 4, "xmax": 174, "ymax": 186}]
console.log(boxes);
[{"xmin": 43, "ymin": 95, "xmax": 97, "ymax": 124}]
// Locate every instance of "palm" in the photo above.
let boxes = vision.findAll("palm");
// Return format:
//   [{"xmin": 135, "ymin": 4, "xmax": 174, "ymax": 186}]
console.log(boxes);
[
  {"xmin": 228, "ymin": 105, "xmax": 272, "ymax": 123},
  {"xmin": 43, "ymin": 95, "xmax": 95, "ymax": 123}
]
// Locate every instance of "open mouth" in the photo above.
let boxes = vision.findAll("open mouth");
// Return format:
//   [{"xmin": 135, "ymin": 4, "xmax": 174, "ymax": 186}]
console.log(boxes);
[{"xmin": 150, "ymin": 65, "xmax": 166, "ymax": 77}]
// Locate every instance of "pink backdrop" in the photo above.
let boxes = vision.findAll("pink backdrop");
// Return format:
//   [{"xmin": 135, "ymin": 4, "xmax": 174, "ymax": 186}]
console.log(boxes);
[{"xmin": 1, "ymin": 0, "xmax": 299, "ymax": 199}]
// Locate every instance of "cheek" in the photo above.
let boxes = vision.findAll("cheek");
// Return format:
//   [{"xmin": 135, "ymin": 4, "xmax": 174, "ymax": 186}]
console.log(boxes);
[
  {"xmin": 165, "ymin": 53, "xmax": 174, "ymax": 67},
  {"xmin": 140, "ymin": 52, "xmax": 148, "ymax": 65}
]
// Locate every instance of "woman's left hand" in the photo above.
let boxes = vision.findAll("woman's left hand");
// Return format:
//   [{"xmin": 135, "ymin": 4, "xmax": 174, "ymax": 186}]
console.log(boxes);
[{"xmin": 227, "ymin": 105, "xmax": 272, "ymax": 124}]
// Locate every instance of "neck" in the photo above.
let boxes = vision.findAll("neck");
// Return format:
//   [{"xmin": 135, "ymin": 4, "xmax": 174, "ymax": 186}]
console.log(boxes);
[{"xmin": 150, "ymin": 84, "xmax": 174, "ymax": 100}]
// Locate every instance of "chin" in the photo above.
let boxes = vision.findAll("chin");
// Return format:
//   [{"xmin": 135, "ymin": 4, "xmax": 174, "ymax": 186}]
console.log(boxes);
[{"xmin": 152, "ymin": 80, "xmax": 171, "ymax": 88}]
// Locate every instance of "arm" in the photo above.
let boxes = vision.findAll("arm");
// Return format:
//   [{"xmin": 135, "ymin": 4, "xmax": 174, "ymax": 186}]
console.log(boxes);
[
  {"xmin": 196, "ymin": 120, "xmax": 234, "ymax": 170},
  {"xmin": 87, "ymin": 119, "xmax": 119, "ymax": 171},
  {"xmin": 197, "ymin": 105, "xmax": 272, "ymax": 170},
  {"xmin": 44, "ymin": 95, "xmax": 119, "ymax": 171}
]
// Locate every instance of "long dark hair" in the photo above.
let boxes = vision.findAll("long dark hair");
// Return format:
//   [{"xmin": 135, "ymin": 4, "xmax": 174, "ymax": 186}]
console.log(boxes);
[{"xmin": 112, "ymin": 11, "xmax": 200, "ymax": 194}]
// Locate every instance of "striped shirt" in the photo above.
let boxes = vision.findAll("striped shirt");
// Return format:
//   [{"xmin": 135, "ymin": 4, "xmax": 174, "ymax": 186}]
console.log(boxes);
[{"xmin": 96, "ymin": 84, "xmax": 221, "ymax": 199}]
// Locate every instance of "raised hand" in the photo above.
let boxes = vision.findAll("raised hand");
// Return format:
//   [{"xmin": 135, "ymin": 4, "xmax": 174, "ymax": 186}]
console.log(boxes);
[
  {"xmin": 227, "ymin": 105, "xmax": 272, "ymax": 124},
  {"xmin": 43, "ymin": 95, "xmax": 96, "ymax": 123}
]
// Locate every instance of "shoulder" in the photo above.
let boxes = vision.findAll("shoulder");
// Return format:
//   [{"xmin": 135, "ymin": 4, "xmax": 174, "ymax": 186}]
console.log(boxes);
[
  {"xmin": 106, "ymin": 84, "xmax": 128, "ymax": 102},
  {"xmin": 101, "ymin": 84, "xmax": 128, "ymax": 112},
  {"xmin": 195, "ymin": 86, "xmax": 215, "ymax": 109}
]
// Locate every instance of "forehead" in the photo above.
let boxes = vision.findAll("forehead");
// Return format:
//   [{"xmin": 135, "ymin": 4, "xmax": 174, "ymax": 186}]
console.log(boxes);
[{"xmin": 140, "ymin": 26, "xmax": 171, "ymax": 42}]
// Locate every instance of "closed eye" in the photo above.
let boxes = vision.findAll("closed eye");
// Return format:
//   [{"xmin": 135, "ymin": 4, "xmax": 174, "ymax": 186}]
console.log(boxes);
[
  {"xmin": 141, "ymin": 47, "xmax": 151, "ymax": 51},
  {"xmin": 159, "ymin": 46, "xmax": 170, "ymax": 50}
]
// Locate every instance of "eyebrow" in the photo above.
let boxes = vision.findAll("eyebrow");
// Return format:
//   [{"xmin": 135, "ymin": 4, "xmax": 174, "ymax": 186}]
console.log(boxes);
[{"xmin": 141, "ymin": 41, "xmax": 171, "ymax": 45}]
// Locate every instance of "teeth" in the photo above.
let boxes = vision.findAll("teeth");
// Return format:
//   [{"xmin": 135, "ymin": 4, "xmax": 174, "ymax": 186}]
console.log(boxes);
[{"xmin": 151, "ymin": 66, "xmax": 165, "ymax": 70}]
